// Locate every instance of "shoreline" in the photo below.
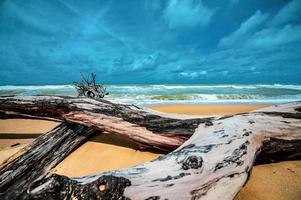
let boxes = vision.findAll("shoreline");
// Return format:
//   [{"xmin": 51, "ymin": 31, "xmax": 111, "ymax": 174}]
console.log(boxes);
[{"xmin": 1, "ymin": 83, "xmax": 300, "ymax": 106}]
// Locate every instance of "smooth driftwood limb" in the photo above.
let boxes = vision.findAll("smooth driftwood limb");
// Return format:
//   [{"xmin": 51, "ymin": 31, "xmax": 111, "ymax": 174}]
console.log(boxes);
[
  {"xmin": 0, "ymin": 96, "xmax": 300, "ymax": 199},
  {"xmin": 0, "ymin": 96, "xmax": 213, "ymax": 151},
  {"xmin": 0, "ymin": 122, "xmax": 95, "ymax": 200}
]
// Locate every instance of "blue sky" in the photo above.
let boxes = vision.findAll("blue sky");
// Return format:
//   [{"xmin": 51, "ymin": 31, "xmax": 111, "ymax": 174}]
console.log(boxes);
[{"xmin": 0, "ymin": 0, "xmax": 301, "ymax": 84}]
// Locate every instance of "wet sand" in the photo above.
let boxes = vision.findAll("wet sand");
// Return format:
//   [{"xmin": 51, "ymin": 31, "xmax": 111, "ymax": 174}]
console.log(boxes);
[{"xmin": 0, "ymin": 104, "xmax": 300, "ymax": 199}]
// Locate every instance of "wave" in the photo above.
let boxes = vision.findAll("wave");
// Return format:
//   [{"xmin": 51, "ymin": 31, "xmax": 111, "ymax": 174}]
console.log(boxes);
[
  {"xmin": 109, "ymin": 84, "xmax": 301, "ymax": 90},
  {"xmin": 148, "ymin": 94, "xmax": 259, "ymax": 101},
  {"xmin": 1, "ymin": 84, "xmax": 301, "ymax": 105},
  {"xmin": 106, "ymin": 93, "xmax": 301, "ymax": 105},
  {"xmin": 1, "ymin": 84, "xmax": 301, "ymax": 91},
  {"xmin": 0, "ymin": 85, "xmax": 76, "ymax": 96},
  {"xmin": 257, "ymin": 84, "xmax": 301, "ymax": 90}
]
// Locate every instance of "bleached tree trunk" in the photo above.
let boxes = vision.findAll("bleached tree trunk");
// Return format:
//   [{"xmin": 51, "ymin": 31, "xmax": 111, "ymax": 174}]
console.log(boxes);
[{"xmin": 0, "ymin": 96, "xmax": 300, "ymax": 200}]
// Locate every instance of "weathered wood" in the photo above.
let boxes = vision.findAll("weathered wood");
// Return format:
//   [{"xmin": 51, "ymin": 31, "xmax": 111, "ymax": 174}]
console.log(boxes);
[
  {"xmin": 0, "ymin": 96, "xmax": 300, "ymax": 199},
  {"xmin": 0, "ymin": 96, "xmax": 212, "ymax": 151},
  {"xmin": 74, "ymin": 72, "xmax": 109, "ymax": 100},
  {"xmin": 19, "ymin": 102, "xmax": 301, "ymax": 200},
  {"xmin": 255, "ymin": 138, "xmax": 301, "ymax": 164},
  {"xmin": 0, "ymin": 122, "xmax": 95, "ymax": 200}
]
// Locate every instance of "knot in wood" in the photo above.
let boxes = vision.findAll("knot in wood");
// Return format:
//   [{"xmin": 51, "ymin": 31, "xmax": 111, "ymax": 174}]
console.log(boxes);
[
  {"xmin": 182, "ymin": 155, "xmax": 203, "ymax": 170},
  {"xmin": 96, "ymin": 175, "xmax": 131, "ymax": 195}
]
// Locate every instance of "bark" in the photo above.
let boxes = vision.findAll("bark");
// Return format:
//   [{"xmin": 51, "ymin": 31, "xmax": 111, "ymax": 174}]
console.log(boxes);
[
  {"xmin": 0, "ymin": 96, "xmax": 300, "ymax": 199},
  {"xmin": 0, "ymin": 96, "xmax": 212, "ymax": 151},
  {"xmin": 0, "ymin": 122, "xmax": 95, "ymax": 199}
]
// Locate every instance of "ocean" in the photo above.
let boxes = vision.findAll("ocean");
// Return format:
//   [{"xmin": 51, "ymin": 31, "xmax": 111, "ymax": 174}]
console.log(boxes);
[{"xmin": 0, "ymin": 84, "xmax": 301, "ymax": 105}]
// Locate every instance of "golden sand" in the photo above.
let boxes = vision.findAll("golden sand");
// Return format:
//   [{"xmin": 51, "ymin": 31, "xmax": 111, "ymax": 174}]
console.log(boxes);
[
  {"xmin": 52, "ymin": 133, "xmax": 163, "ymax": 177},
  {"xmin": 149, "ymin": 104, "xmax": 269, "ymax": 116},
  {"xmin": 0, "ymin": 119, "xmax": 59, "ymax": 134},
  {"xmin": 0, "ymin": 119, "xmax": 60, "ymax": 164},
  {"xmin": 0, "ymin": 119, "xmax": 162, "ymax": 176},
  {"xmin": 0, "ymin": 104, "xmax": 300, "ymax": 199},
  {"xmin": 234, "ymin": 161, "xmax": 301, "ymax": 200}
]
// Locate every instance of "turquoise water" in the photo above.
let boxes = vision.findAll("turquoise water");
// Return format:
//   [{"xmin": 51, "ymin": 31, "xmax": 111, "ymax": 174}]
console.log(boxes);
[{"xmin": 0, "ymin": 84, "xmax": 301, "ymax": 105}]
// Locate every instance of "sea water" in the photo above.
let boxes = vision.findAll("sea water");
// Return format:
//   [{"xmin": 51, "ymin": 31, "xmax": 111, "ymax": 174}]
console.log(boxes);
[{"xmin": 0, "ymin": 84, "xmax": 301, "ymax": 105}]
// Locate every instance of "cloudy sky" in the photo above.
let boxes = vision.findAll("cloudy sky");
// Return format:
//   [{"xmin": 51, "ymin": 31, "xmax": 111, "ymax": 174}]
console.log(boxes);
[{"xmin": 0, "ymin": 0, "xmax": 301, "ymax": 84}]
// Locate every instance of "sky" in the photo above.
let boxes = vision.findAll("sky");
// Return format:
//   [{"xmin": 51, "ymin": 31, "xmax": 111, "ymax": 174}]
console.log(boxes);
[{"xmin": 0, "ymin": 0, "xmax": 301, "ymax": 84}]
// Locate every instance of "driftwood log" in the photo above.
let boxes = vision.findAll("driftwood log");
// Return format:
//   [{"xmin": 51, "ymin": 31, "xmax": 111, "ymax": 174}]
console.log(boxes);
[
  {"xmin": 0, "ymin": 122, "xmax": 95, "ymax": 199},
  {"xmin": 0, "ymin": 96, "xmax": 300, "ymax": 200},
  {"xmin": 0, "ymin": 96, "xmax": 212, "ymax": 151}
]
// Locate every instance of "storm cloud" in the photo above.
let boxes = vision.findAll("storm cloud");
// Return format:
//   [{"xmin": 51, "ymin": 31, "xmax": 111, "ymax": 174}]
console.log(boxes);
[{"xmin": 0, "ymin": 0, "xmax": 300, "ymax": 84}]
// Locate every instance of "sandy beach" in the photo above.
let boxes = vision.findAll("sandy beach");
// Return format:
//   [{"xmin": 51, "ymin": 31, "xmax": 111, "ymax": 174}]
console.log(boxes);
[
  {"xmin": 149, "ymin": 104, "xmax": 269, "ymax": 116},
  {"xmin": 0, "ymin": 104, "xmax": 300, "ymax": 199}
]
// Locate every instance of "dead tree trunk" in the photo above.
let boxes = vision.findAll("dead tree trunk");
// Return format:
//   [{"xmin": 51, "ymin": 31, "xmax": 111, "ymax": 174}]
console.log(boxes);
[
  {"xmin": 0, "ymin": 122, "xmax": 95, "ymax": 199},
  {"xmin": 0, "ymin": 96, "xmax": 300, "ymax": 200},
  {"xmin": 0, "ymin": 96, "xmax": 212, "ymax": 151}
]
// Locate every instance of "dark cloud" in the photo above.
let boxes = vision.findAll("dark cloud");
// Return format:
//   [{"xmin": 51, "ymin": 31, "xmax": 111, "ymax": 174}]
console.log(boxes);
[{"xmin": 0, "ymin": 0, "xmax": 300, "ymax": 84}]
